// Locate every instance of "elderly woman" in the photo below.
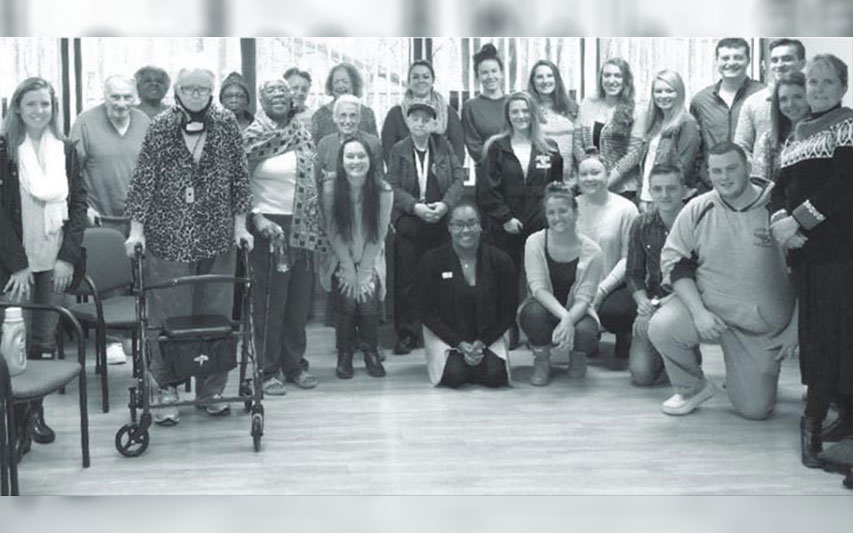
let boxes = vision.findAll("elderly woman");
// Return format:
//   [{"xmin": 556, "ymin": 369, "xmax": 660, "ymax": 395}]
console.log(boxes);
[
  {"xmin": 574, "ymin": 58, "xmax": 644, "ymax": 200},
  {"xmin": 415, "ymin": 201, "xmax": 517, "ymax": 388},
  {"xmin": 386, "ymin": 102, "xmax": 465, "ymax": 355},
  {"xmin": 381, "ymin": 59, "xmax": 465, "ymax": 163},
  {"xmin": 284, "ymin": 67, "xmax": 314, "ymax": 130},
  {"xmin": 124, "ymin": 65, "xmax": 253, "ymax": 426},
  {"xmin": 322, "ymin": 137, "xmax": 393, "ymax": 379},
  {"xmin": 519, "ymin": 183, "xmax": 603, "ymax": 386},
  {"xmin": 243, "ymin": 78, "xmax": 325, "ymax": 395},
  {"xmin": 315, "ymin": 95, "xmax": 384, "ymax": 190},
  {"xmin": 311, "ymin": 62, "xmax": 379, "ymax": 143},
  {"xmin": 528, "ymin": 59, "xmax": 579, "ymax": 182},
  {"xmin": 134, "ymin": 65, "xmax": 171, "ymax": 119},
  {"xmin": 1, "ymin": 77, "xmax": 87, "ymax": 453},
  {"xmin": 770, "ymin": 54, "xmax": 853, "ymax": 468},
  {"xmin": 219, "ymin": 71, "xmax": 255, "ymax": 130}
]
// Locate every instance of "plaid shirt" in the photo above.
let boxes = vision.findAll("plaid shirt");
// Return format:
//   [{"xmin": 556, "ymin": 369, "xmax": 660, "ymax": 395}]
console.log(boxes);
[{"xmin": 626, "ymin": 209, "xmax": 670, "ymax": 299}]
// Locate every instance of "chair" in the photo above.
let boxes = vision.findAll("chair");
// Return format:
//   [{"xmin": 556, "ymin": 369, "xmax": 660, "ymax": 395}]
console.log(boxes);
[
  {"xmin": 1, "ymin": 302, "xmax": 90, "ymax": 496},
  {"xmin": 67, "ymin": 227, "xmax": 137, "ymax": 413}
]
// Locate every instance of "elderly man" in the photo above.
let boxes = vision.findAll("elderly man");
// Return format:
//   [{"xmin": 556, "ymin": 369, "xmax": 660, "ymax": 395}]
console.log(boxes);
[
  {"xmin": 124, "ymin": 65, "xmax": 253, "ymax": 426},
  {"xmin": 243, "ymin": 78, "xmax": 325, "ymax": 395},
  {"xmin": 70, "ymin": 74, "xmax": 150, "ymax": 364},
  {"xmin": 134, "ymin": 65, "xmax": 171, "ymax": 119},
  {"xmin": 648, "ymin": 142, "xmax": 796, "ymax": 420}
]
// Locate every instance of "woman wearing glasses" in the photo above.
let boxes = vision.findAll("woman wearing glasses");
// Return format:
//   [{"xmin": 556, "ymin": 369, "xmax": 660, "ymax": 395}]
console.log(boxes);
[
  {"xmin": 415, "ymin": 201, "xmax": 518, "ymax": 388},
  {"xmin": 518, "ymin": 183, "xmax": 603, "ymax": 386},
  {"xmin": 124, "ymin": 66, "xmax": 254, "ymax": 425}
]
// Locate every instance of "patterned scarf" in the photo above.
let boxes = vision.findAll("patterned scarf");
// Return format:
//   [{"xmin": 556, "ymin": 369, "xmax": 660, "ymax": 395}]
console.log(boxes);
[
  {"xmin": 243, "ymin": 110, "xmax": 327, "ymax": 253},
  {"xmin": 400, "ymin": 89, "xmax": 449, "ymax": 134}
]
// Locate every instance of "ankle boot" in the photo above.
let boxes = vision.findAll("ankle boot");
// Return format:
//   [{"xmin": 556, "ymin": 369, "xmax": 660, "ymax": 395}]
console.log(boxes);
[
  {"xmin": 822, "ymin": 403, "xmax": 853, "ymax": 443},
  {"xmin": 568, "ymin": 350, "xmax": 588, "ymax": 379},
  {"xmin": 801, "ymin": 416, "xmax": 824, "ymax": 468},
  {"xmin": 336, "ymin": 352, "xmax": 355, "ymax": 379},
  {"xmin": 29, "ymin": 401, "xmax": 55, "ymax": 444},
  {"xmin": 529, "ymin": 347, "xmax": 551, "ymax": 386},
  {"xmin": 364, "ymin": 350, "xmax": 386, "ymax": 378}
]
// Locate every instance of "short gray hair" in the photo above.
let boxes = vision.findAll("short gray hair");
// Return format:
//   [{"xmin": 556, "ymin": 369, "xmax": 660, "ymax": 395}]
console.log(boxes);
[
  {"xmin": 333, "ymin": 94, "xmax": 361, "ymax": 116},
  {"xmin": 103, "ymin": 75, "xmax": 136, "ymax": 97}
]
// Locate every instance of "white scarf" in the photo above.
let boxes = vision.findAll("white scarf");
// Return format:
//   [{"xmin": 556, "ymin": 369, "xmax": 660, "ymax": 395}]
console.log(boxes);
[{"xmin": 18, "ymin": 130, "xmax": 69, "ymax": 237}]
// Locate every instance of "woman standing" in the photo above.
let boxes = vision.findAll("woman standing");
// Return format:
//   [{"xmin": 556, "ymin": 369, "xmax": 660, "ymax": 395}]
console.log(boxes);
[
  {"xmin": 528, "ymin": 59, "xmax": 579, "ymax": 183},
  {"xmin": 624, "ymin": 70, "xmax": 701, "ymax": 208},
  {"xmin": 574, "ymin": 58, "xmax": 644, "ymax": 199},
  {"xmin": 461, "ymin": 44, "xmax": 510, "ymax": 163},
  {"xmin": 311, "ymin": 62, "xmax": 379, "ymax": 143},
  {"xmin": 754, "ymin": 72, "xmax": 809, "ymax": 182},
  {"xmin": 770, "ymin": 54, "xmax": 853, "ymax": 468},
  {"xmin": 0, "ymin": 77, "xmax": 87, "ymax": 452},
  {"xmin": 284, "ymin": 67, "xmax": 315, "ymax": 131},
  {"xmin": 519, "ymin": 183, "xmax": 603, "ymax": 386},
  {"xmin": 575, "ymin": 151, "xmax": 639, "ymax": 365},
  {"xmin": 381, "ymin": 59, "xmax": 465, "ymax": 164},
  {"xmin": 415, "ymin": 201, "xmax": 517, "ymax": 388},
  {"xmin": 243, "ymin": 78, "xmax": 325, "ymax": 395},
  {"xmin": 219, "ymin": 71, "xmax": 255, "ymax": 130},
  {"xmin": 477, "ymin": 91, "xmax": 563, "ymax": 273},
  {"xmin": 322, "ymin": 138, "xmax": 393, "ymax": 379}
]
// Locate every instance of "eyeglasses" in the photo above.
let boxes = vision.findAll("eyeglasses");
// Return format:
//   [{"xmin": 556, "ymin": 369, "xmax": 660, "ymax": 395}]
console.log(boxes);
[
  {"xmin": 261, "ymin": 86, "xmax": 291, "ymax": 97},
  {"xmin": 179, "ymin": 86, "xmax": 212, "ymax": 97},
  {"xmin": 448, "ymin": 220, "xmax": 481, "ymax": 231}
]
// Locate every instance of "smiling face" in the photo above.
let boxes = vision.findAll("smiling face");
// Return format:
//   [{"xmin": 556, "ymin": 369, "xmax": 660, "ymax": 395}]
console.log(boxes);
[
  {"xmin": 137, "ymin": 71, "xmax": 168, "ymax": 103},
  {"xmin": 408, "ymin": 64, "xmax": 434, "ymax": 99},
  {"xmin": 545, "ymin": 195, "xmax": 577, "ymax": 234},
  {"xmin": 600, "ymin": 63, "xmax": 624, "ymax": 98},
  {"xmin": 331, "ymin": 67, "xmax": 353, "ymax": 97},
  {"xmin": 652, "ymin": 78, "xmax": 677, "ymax": 112},
  {"xmin": 285, "ymin": 74, "xmax": 310, "ymax": 110},
  {"xmin": 507, "ymin": 98, "xmax": 531, "ymax": 134},
  {"xmin": 260, "ymin": 80, "xmax": 293, "ymax": 120},
  {"xmin": 342, "ymin": 140, "xmax": 370, "ymax": 187},
  {"xmin": 708, "ymin": 150, "xmax": 750, "ymax": 202},
  {"xmin": 104, "ymin": 78, "xmax": 135, "ymax": 122},
  {"xmin": 715, "ymin": 46, "xmax": 750, "ymax": 80},
  {"xmin": 447, "ymin": 204, "xmax": 482, "ymax": 251},
  {"xmin": 648, "ymin": 171, "xmax": 686, "ymax": 216},
  {"xmin": 333, "ymin": 101, "xmax": 360, "ymax": 135},
  {"xmin": 777, "ymin": 83, "xmax": 809, "ymax": 123},
  {"xmin": 806, "ymin": 61, "xmax": 847, "ymax": 114},
  {"xmin": 768, "ymin": 44, "xmax": 806, "ymax": 82},
  {"xmin": 577, "ymin": 157, "xmax": 608, "ymax": 195},
  {"xmin": 533, "ymin": 64, "xmax": 556, "ymax": 96},
  {"xmin": 18, "ymin": 87, "xmax": 53, "ymax": 136},
  {"xmin": 477, "ymin": 59, "xmax": 503, "ymax": 94}
]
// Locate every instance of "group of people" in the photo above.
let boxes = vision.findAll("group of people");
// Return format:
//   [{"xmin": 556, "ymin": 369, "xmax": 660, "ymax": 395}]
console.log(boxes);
[{"xmin": 0, "ymin": 37, "xmax": 850, "ymax": 477}]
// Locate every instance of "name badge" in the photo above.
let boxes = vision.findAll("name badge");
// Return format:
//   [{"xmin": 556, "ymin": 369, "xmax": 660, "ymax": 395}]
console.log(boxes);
[
  {"xmin": 535, "ymin": 155, "xmax": 552, "ymax": 169},
  {"xmin": 441, "ymin": 271, "xmax": 453, "ymax": 279},
  {"xmin": 185, "ymin": 186, "xmax": 195, "ymax": 204}
]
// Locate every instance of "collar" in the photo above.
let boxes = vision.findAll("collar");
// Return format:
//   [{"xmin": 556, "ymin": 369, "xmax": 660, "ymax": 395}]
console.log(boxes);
[
  {"xmin": 795, "ymin": 105, "xmax": 853, "ymax": 140},
  {"xmin": 712, "ymin": 77, "xmax": 757, "ymax": 97}
]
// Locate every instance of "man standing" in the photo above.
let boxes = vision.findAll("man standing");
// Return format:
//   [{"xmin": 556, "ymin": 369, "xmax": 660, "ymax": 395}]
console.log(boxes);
[
  {"xmin": 648, "ymin": 142, "xmax": 796, "ymax": 420},
  {"xmin": 734, "ymin": 38, "xmax": 807, "ymax": 166},
  {"xmin": 70, "ymin": 75, "xmax": 150, "ymax": 365},
  {"xmin": 134, "ymin": 65, "xmax": 171, "ymax": 120},
  {"xmin": 690, "ymin": 38, "xmax": 765, "ymax": 190}
]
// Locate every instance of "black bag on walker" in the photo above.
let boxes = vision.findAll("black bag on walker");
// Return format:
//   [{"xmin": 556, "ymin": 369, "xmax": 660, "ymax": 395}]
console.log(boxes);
[{"xmin": 158, "ymin": 314, "xmax": 237, "ymax": 381}]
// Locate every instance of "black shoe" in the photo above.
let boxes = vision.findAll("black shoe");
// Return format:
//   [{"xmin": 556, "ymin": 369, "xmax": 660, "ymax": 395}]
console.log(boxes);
[
  {"xmin": 801, "ymin": 416, "xmax": 824, "ymax": 469},
  {"xmin": 394, "ymin": 335, "xmax": 413, "ymax": 355},
  {"xmin": 336, "ymin": 352, "xmax": 355, "ymax": 379},
  {"xmin": 822, "ymin": 403, "xmax": 852, "ymax": 443},
  {"xmin": 509, "ymin": 324, "xmax": 520, "ymax": 351},
  {"xmin": 364, "ymin": 351, "xmax": 386, "ymax": 378},
  {"xmin": 30, "ymin": 405, "xmax": 55, "ymax": 444}
]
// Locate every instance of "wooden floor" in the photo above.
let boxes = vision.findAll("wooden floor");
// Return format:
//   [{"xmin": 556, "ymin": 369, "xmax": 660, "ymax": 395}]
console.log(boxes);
[{"xmin": 13, "ymin": 323, "xmax": 850, "ymax": 495}]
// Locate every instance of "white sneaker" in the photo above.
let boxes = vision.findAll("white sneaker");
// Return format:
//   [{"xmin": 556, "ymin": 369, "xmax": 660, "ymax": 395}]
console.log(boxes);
[
  {"xmin": 106, "ymin": 342, "xmax": 128, "ymax": 365},
  {"xmin": 205, "ymin": 394, "xmax": 230, "ymax": 416},
  {"xmin": 154, "ymin": 386, "xmax": 180, "ymax": 426},
  {"xmin": 662, "ymin": 380, "xmax": 716, "ymax": 416}
]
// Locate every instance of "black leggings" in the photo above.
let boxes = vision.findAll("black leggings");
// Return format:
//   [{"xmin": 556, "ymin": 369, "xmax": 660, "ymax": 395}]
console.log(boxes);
[
  {"xmin": 440, "ymin": 349, "xmax": 508, "ymax": 388},
  {"xmin": 598, "ymin": 283, "xmax": 637, "ymax": 359}
]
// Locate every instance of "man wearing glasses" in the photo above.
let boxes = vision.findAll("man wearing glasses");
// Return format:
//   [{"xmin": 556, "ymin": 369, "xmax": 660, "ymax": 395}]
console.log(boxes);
[{"xmin": 124, "ymin": 65, "xmax": 254, "ymax": 426}]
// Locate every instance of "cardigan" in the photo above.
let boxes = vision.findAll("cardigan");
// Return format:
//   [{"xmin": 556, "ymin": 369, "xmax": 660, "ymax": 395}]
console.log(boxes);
[
  {"xmin": 620, "ymin": 114, "xmax": 702, "ymax": 195},
  {"xmin": 380, "ymin": 104, "xmax": 466, "ymax": 164},
  {"xmin": 415, "ymin": 242, "xmax": 518, "ymax": 348},
  {"xmin": 385, "ymin": 134, "xmax": 465, "ymax": 226},
  {"xmin": 0, "ymin": 136, "xmax": 88, "ymax": 281},
  {"xmin": 523, "ymin": 229, "xmax": 603, "ymax": 325}
]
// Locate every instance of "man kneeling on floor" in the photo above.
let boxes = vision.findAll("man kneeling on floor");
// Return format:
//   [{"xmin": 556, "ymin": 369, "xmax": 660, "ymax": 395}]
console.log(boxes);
[{"xmin": 648, "ymin": 142, "xmax": 797, "ymax": 419}]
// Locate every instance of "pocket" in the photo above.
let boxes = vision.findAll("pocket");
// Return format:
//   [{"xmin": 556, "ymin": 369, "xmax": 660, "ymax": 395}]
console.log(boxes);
[{"xmin": 701, "ymin": 287, "xmax": 770, "ymax": 334}]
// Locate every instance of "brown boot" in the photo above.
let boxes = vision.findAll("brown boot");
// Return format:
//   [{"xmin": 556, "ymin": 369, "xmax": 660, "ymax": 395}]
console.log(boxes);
[
  {"xmin": 801, "ymin": 416, "xmax": 824, "ymax": 469},
  {"xmin": 529, "ymin": 347, "xmax": 551, "ymax": 386}
]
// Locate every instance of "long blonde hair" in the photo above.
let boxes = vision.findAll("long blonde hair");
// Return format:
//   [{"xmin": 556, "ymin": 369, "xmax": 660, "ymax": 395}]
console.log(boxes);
[
  {"xmin": 643, "ymin": 70, "xmax": 689, "ymax": 139},
  {"xmin": 482, "ymin": 91, "xmax": 556, "ymax": 160}
]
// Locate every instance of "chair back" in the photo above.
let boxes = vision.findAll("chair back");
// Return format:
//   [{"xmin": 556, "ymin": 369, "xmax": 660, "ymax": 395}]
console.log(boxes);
[{"xmin": 78, "ymin": 227, "xmax": 133, "ymax": 295}]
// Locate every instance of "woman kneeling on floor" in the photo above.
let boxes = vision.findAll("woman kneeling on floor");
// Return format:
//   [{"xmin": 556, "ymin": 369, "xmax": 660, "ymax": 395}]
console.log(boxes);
[
  {"xmin": 415, "ymin": 201, "xmax": 518, "ymax": 388},
  {"xmin": 518, "ymin": 182, "xmax": 603, "ymax": 386}
]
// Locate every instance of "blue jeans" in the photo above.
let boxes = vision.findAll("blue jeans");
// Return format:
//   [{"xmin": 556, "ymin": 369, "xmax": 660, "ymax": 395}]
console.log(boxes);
[{"xmin": 333, "ymin": 272, "xmax": 380, "ymax": 355}]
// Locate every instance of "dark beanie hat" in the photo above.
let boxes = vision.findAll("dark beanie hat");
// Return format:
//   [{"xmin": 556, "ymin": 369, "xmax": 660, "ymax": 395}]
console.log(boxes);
[{"xmin": 219, "ymin": 71, "xmax": 250, "ymax": 102}]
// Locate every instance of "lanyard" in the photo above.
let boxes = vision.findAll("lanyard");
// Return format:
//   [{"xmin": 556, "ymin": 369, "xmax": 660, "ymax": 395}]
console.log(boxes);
[{"xmin": 414, "ymin": 147, "xmax": 430, "ymax": 201}]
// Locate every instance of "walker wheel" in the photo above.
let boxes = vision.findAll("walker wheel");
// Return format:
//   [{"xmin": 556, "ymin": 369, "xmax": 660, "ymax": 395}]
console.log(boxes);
[
  {"xmin": 251, "ymin": 413, "xmax": 264, "ymax": 452},
  {"xmin": 115, "ymin": 423, "xmax": 150, "ymax": 458}
]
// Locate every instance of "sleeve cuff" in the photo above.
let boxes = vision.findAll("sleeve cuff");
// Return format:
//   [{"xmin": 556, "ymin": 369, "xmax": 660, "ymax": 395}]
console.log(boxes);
[
  {"xmin": 670, "ymin": 258, "xmax": 697, "ymax": 284},
  {"xmin": 791, "ymin": 200, "xmax": 826, "ymax": 230},
  {"xmin": 769, "ymin": 209, "xmax": 788, "ymax": 225}
]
